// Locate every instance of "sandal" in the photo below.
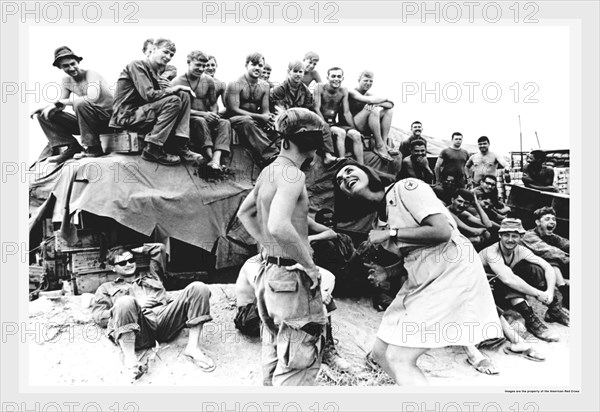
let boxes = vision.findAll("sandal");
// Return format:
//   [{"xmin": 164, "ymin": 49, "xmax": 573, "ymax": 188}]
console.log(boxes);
[
  {"xmin": 365, "ymin": 351, "xmax": 381, "ymax": 371},
  {"xmin": 183, "ymin": 353, "xmax": 216, "ymax": 373},
  {"xmin": 503, "ymin": 346, "xmax": 546, "ymax": 362},
  {"xmin": 125, "ymin": 361, "xmax": 148, "ymax": 383},
  {"xmin": 476, "ymin": 337, "xmax": 507, "ymax": 351},
  {"xmin": 466, "ymin": 357, "xmax": 499, "ymax": 375}
]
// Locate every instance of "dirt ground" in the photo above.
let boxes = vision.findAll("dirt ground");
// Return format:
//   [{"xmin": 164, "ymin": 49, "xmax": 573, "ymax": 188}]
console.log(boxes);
[{"xmin": 28, "ymin": 284, "xmax": 569, "ymax": 387}]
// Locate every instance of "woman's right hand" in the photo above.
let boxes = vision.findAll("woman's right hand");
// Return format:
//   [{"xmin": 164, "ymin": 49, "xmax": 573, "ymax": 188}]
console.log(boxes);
[{"xmin": 368, "ymin": 229, "xmax": 390, "ymax": 245}]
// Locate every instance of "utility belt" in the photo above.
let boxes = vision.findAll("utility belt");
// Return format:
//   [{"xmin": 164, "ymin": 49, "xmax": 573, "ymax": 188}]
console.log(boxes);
[{"xmin": 264, "ymin": 256, "xmax": 298, "ymax": 267}]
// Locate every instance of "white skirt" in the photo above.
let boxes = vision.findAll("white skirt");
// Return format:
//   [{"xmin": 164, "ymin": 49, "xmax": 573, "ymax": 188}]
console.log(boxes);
[{"xmin": 377, "ymin": 233, "xmax": 503, "ymax": 348}]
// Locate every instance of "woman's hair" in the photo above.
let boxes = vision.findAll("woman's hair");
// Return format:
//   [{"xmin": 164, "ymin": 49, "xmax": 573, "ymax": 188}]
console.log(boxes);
[{"xmin": 333, "ymin": 160, "xmax": 396, "ymax": 222}]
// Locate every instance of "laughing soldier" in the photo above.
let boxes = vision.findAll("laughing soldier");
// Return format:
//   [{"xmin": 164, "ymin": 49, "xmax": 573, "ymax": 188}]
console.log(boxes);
[{"xmin": 110, "ymin": 38, "xmax": 204, "ymax": 166}]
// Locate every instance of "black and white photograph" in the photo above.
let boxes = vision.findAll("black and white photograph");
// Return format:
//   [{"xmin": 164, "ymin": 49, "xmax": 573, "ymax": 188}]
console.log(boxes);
[{"xmin": 2, "ymin": 1, "xmax": 599, "ymax": 411}]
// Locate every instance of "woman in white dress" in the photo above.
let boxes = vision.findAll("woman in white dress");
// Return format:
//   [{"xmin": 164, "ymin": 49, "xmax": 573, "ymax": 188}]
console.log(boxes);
[{"xmin": 334, "ymin": 162, "xmax": 503, "ymax": 385}]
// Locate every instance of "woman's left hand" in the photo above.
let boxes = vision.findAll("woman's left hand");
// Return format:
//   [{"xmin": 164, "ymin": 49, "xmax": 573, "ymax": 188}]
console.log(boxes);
[{"xmin": 368, "ymin": 229, "xmax": 390, "ymax": 245}]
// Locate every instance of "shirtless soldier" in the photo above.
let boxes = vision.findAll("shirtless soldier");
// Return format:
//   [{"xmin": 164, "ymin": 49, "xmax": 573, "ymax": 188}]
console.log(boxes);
[
  {"xmin": 204, "ymin": 55, "xmax": 226, "ymax": 114},
  {"xmin": 172, "ymin": 50, "xmax": 231, "ymax": 170},
  {"xmin": 314, "ymin": 67, "xmax": 363, "ymax": 164},
  {"xmin": 301, "ymin": 51, "xmax": 322, "ymax": 89},
  {"xmin": 225, "ymin": 52, "xmax": 278, "ymax": 165},
  {"xmin": 348, "ymin": 70, "xmax": 396, "ymax": 161},
  {"xmin": 237, "ymin": 108, "xmax": 327, "ymax": 386}
]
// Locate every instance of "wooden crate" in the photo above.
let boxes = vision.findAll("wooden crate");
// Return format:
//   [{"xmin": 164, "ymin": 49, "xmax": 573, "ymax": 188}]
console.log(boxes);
[
  {"xmin": 29, "ymin": 264, "xmax": 44, "ymax": 291},
  {"xmin": 73, "ymin": 270, "xmax": 119, "ymax": 295},
  {"xmin": 55, "ymin": 230, "xmax": 101, "ymax": 252},
  {"xmin": 44, "ymin": 257, "xmax": 69, "ymax": 280},
  {"xmin": 99, "ymin": 131, "xmax": 143, "ymax": 154},
  {"xmin": 70, "ymin": 248, "xmax": 105, "ymax": 275}
]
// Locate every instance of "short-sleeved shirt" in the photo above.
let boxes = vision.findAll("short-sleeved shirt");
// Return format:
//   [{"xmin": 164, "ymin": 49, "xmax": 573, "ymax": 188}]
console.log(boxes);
[
  {"xmin": 466, "ymin": 151, "xmax": 508, "ymax": 184},
  {"xmin": 378, "ymin": 178, "xmax": 456, "ymax": 256},
  {"xmin": 439, "ymin": 147, "xmax": 470, "ymax": 180}
]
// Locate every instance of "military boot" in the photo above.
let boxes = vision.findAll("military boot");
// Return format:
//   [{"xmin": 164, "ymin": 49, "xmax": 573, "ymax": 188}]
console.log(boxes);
[
  {"xmin": 545, "ymin": 296, "xmax": 570, "ymax": 327},
  {"xmin": 513, "ymin": 301, "xmax": 559, "ymax": 342}
]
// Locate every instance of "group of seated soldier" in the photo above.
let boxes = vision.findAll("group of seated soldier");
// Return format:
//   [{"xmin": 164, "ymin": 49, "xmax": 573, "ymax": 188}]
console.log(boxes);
[
  {"xmin": 33, "ymin": 41, "xmax": 400, "ymax": 171},
  {"xmin": 397, "ymin": 129, "xmax": 561, "ymax": 253}
]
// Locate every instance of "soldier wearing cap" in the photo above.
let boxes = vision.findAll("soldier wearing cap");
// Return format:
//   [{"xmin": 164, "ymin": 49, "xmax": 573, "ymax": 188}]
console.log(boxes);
[
  {"xmin": 479, "ymin": 218, "xmax": 569, "ymax": 342},
  {"xmin": 31, "ymin": 46, "xmax": 114, "ymax": 163}
]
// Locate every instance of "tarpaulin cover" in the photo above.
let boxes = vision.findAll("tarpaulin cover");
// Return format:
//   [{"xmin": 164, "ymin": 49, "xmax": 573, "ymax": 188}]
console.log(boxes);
[{"xmin": 30, "ymin": 146, "xmax": 259, "ymax": 265}]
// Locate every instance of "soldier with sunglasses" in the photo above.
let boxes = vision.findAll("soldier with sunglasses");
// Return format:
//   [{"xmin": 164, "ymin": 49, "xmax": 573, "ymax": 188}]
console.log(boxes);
[{"xmin": 91, "ymin": 243, "xmax": 215, "ymax": 381}]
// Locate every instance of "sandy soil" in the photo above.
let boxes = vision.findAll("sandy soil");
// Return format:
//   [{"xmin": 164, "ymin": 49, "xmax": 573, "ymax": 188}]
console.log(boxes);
[{"xmin": 28, "ymin": 284, "xmax": 569, "ymax": 387}]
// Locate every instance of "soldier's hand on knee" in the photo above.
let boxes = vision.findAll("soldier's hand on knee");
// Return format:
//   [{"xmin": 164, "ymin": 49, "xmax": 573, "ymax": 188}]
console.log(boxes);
[
  {"xmin": 41, "ymin": 104, "xmax": 57, "ymax": 120},
  {"xmin": 536, "ymin": 290, "xmax": 552, "ymax": 305}
]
